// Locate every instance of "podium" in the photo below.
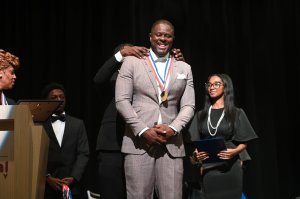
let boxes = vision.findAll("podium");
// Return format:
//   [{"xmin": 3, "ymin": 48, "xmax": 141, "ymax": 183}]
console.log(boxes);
[{"xmin": 0, "ymin": 105, "xmax": 49, "ymax": 199}]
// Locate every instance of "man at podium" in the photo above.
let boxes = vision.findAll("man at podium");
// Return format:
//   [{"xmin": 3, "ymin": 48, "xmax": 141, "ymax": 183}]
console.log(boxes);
[
  {"xmin": 41, "ymin": 82, "xmax": 90, "ymax": 199},
  {"xmin": 0, "ymin": 49, "xmax": 20, "ymax": 105}
]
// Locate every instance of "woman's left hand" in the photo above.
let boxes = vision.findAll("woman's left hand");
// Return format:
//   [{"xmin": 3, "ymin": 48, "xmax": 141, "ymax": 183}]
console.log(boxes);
[
  {"xmin": 218, "ymin": 148, "xmax": 237, "ymax": 160},
  {"xmin": 218, "ymin": 143, "xmax": 247, "ymax": 159}
]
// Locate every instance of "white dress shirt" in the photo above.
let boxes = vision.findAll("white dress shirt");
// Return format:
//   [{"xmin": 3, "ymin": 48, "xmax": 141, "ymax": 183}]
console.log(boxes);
[{"xmin": 51, "ymin": 112, "xmax": 66, "ymax": 147}]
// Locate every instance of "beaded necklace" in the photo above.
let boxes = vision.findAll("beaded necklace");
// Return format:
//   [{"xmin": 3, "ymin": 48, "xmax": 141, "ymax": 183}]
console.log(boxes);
[{"xmin": 207, "ymin": 105, "xmax": 225, "ymax": 136}]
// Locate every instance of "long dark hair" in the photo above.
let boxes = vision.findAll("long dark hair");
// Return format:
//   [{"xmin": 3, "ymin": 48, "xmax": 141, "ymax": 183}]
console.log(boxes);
[{"xmin": 198, "ymin": 73, "xmax": 237, "ymax": 131}]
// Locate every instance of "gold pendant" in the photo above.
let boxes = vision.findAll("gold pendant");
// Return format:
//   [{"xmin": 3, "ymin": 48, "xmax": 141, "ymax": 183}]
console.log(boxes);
[{"xmin": 160, "ymin": 90, "xmax": 168, "ymax": 102}]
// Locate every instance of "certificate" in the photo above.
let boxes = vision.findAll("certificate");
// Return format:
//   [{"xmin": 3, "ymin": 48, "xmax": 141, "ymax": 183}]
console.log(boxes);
[{"xmin": 193, "ymin": 137, "xmax": 227, "ymax": 163}]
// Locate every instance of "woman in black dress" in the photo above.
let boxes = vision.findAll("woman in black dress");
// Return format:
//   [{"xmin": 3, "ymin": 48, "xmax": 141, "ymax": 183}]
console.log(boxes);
[{"xmin": 191, "ymin": 73, "xmax": 257, "ymax": 199}]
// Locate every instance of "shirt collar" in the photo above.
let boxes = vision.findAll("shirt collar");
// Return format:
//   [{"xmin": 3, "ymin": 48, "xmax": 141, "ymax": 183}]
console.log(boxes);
[
  {"xmin": 52, "ymin": 111, "xmax": 66, "ymax": 116},
  {"xmin": 150, "ymin": 49, "xmax": 169, "ymax": 63}
]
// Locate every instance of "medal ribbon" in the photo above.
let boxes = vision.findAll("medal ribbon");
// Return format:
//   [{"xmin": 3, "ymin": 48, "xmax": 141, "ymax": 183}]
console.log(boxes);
[
  {"xmin": 148, "ymin": 53, "xmax": 172, "ymax": 91},
  {"xmin": 62, "ymin": 184, "xmax": 73, "ymax": 199}
]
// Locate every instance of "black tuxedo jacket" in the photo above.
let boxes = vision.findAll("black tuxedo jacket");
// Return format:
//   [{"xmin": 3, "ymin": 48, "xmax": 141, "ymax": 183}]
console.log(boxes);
[
  {"xmin": 43, "ymin": 114, "xmax": 89, "ymax": 195},
  {"xmin": 94, "ymin": 56, "xmax": 125, "ymax": 151}
]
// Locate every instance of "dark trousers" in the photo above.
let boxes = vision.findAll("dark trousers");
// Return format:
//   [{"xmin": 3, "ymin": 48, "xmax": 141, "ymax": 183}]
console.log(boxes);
[
  {"xmin": 97, "ymin": 150, "xmax": 126, "ymax": 199},
  {"xmin": 44, "ymin": 186, "xmax": 81, "ymax": 199}
]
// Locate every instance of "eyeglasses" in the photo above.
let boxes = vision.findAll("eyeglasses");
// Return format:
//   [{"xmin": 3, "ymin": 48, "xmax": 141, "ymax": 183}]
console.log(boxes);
[{"xmin": 205, "ymin": 82, "xmax": 223, "ymax": 89}]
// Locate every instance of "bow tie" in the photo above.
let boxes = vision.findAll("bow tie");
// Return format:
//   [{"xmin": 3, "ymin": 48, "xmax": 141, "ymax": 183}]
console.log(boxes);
[{"xmin": 51, "ymin": 114, "xmax": 66, "ymax": 123}]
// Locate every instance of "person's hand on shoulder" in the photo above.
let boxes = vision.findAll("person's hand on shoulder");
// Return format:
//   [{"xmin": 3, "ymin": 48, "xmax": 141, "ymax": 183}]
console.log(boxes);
[
  {"xmin": 171, "ymin": 48, "xmax": 185, "ymax": 62},
  {"xmin": 120, "ymin": 46, "xmax": 149, "ymax": 59}
]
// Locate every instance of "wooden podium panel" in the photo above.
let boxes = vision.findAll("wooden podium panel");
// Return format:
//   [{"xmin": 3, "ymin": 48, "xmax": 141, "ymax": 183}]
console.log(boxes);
[
  {"xmin": 0, "ymin": 105, "xmax": 49, "ymax": 199},
  {"xmin": 31, "ymin": 125, "xmax": 49, "ymax": 199}
]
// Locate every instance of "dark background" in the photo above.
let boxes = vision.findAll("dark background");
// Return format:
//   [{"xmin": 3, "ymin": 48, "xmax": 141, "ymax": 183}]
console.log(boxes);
[{"xmin": 1, "ymin": 0, "xmax": 299, "ymax": 198}]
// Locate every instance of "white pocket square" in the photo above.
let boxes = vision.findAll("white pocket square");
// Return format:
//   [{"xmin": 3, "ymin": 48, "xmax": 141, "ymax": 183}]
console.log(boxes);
[{"xmin": 176, "ymin": 73, "xmax": 186, "ymax": 79}]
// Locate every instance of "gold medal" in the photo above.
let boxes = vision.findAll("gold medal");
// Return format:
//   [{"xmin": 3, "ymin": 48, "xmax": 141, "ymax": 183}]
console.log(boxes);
[{"xmin": 160, "ymin": 90, "xmax": 168, "ymax": 102}]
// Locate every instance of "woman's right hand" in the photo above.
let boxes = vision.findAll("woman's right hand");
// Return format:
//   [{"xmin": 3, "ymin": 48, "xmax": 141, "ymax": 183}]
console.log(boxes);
[{"xmin": 193, "ymin": 148, "xmax": 209, "ymax": 161}]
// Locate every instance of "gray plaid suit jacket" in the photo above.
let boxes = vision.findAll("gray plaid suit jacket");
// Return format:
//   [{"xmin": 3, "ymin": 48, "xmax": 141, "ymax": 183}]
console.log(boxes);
[{"xmin": 115, "ymin": 55, "xmax": 195, "ymax": 158}]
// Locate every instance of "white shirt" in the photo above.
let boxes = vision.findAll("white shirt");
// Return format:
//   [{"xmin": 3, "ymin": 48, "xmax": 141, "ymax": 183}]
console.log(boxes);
[
  {"xmin": 51, "ymin": 112, "xmax": 66, "ymax": 147},
  {"xmin": 114, "ymin": 51, "xmax": 123, "ymax": 62}
]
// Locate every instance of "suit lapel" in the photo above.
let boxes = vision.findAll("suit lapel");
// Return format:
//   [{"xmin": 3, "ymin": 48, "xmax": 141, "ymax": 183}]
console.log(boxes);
[
  {"xmin": 143, "ymin": 58, "xmax": 160, "ymax": 102},
  {"xmin": 61, "ymin": 115, "xmax": 70, "ymax": 147},
  {"xmin": 44, "ymin": 120, "xmax": 60, "ymax": 147},
  {"xmin": 166, "ymin": 57, "xmax": 177, "ymax": 93}
]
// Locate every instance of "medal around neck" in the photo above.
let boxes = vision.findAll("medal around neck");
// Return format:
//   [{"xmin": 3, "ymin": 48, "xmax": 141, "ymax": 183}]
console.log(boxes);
[{"xmin": 160, "ymin": 90, "xmax": 168, "ymax": 102}]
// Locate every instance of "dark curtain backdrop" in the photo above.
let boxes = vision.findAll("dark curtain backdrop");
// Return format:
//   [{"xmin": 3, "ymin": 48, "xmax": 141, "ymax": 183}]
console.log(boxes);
[{"xmin": 1, "ymin": 0, "xmax": 299, "ymax": 198}]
